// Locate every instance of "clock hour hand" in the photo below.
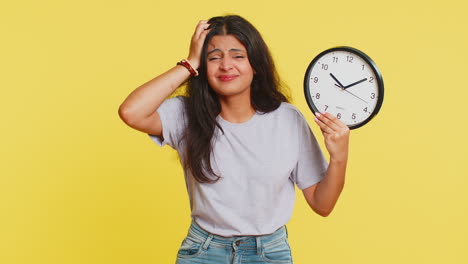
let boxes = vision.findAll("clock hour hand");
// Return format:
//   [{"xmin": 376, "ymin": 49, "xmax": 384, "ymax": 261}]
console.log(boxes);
[
  {"xmin": 343, "ymin": 78, "xmax": 368, "ymax": 89},
  {"xmin": 330, "ymin": 73, "xmax": 345, "ymax": 88}
]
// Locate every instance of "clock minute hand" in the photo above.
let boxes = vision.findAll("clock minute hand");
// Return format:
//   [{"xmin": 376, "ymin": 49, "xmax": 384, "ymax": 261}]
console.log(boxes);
[
  {"xmin": 329, "ymin": 73, "xmax": 345, "ymax": 88},
  {"xmin": 344, "ymin": 78, "xmax": 368, "ymax": 89}
]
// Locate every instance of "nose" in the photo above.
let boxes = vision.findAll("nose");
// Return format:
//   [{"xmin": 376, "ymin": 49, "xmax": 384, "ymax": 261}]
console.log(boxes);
[{"xmin": 219, "ymin": 57, "xmax": 233, "ymax": 71}]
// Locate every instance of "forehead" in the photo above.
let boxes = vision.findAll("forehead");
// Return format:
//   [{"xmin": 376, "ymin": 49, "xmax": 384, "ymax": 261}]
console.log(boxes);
[{"xmin": 207, "ymin": 34, "xmax": 246, "ymax": 51}]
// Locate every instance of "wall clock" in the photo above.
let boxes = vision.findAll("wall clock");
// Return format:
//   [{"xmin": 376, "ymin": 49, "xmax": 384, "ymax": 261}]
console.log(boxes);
[{"xmin": 304, "ymin": 46, "xmax": 384, "ymax": 129}]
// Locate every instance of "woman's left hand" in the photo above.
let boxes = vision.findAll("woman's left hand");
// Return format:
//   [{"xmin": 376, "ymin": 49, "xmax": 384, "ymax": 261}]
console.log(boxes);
[{"xmin": 314, "ymin": 112, "xmax": 350, "ymax": 162}]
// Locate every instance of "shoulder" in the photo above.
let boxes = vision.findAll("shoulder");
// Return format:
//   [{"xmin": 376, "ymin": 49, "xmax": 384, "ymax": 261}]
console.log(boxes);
[
  {"xmin": 159, "ymin": 95, "xmax": 187, "ymax": 115},
  {"xmin": 257, "ymin": 102, "xmax": 310, "ymax": 129},
  {"xmin": 274, "ymin": 102, "xmax": 308, "ymax": 121},
  {"xmin": 164, "ymin": 95, "xmax": 187, "ymax": 106},
  {"xmin": 278, "ymin": 102, "xmax": 302, "ymax": 113},
  {"xmin": 157, "ymin": 95, "xmax": 188, "ymax": 125}
]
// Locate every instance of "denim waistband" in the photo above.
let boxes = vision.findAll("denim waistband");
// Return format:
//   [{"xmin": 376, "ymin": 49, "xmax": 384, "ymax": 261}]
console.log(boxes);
[{"xmin": 187, "ymin": 220, "xmax": 288, "ymax": 249}]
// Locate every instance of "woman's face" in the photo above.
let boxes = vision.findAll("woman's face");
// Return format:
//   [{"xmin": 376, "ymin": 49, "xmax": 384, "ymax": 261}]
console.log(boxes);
[{"xmin": 206, "ymin": 35, "xmax": 255, "ymax": 99}]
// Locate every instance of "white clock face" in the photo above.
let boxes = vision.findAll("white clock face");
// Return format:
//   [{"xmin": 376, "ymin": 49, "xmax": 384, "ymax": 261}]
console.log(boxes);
[{"xmin": 305, "ymin": 49, "xmax": 382, "ymax": 128}]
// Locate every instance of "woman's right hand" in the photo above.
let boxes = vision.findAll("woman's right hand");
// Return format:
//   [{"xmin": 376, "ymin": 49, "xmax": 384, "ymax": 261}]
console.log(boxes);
[{"xmin": 187, "ymin": 20, "xmax": 211, "ymax": 70}]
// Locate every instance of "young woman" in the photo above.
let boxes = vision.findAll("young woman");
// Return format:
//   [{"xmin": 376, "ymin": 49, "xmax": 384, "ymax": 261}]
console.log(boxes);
[{"xmin": 119, "ymin": 15, "xmax": 349, "ymax": 264}]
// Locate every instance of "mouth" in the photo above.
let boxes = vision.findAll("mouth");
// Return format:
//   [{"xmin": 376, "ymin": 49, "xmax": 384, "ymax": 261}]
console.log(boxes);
[{"xmin": 218, "ymin": 75, "xmax": 238, "ymax": 82}]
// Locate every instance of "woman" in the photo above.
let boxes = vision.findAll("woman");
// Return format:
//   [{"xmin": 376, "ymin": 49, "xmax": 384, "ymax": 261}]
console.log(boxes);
[{"xmin": 119, "ymin": 15, "xmax": 349, "ymax": 264}]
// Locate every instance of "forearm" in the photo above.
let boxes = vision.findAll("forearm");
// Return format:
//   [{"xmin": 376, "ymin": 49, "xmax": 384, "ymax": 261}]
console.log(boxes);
[
  {"xmin": 119, "ymin": 65, "xmax": 190, "ymax": 120},
  {"xmin": 119, "ymin": 20, "xmax": 210, "ymax": 122},
  {"xmin": 313, "ymin": 158, "xmax": 347, "ymax": 216}
]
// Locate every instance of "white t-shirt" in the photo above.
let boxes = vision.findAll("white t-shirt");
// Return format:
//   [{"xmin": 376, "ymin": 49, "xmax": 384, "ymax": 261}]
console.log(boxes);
[{"xmin": 148, "ymin": 96, "xmax": 328, "ymax": 236}]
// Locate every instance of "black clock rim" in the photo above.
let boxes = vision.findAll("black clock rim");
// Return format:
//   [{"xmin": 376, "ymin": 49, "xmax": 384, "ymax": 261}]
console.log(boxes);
[{"xmin": 303, "ymin": 46, "xmax": 384, "ymax": 130}]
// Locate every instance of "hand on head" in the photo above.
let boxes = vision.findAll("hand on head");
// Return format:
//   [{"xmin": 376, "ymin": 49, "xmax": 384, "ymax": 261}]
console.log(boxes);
[{"xmin": 187, "ymin": 20, "xmax": 211, "ymax": 70}]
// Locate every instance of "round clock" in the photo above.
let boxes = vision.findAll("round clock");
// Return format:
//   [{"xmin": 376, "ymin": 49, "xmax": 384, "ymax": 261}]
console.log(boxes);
[{"xmin": 304, "ymin": 46, "xmax": 384, "ymax": 129}]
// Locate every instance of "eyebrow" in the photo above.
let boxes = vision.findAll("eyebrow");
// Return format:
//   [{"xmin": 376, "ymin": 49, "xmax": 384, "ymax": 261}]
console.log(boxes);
[{"xmin": 207, "ymin": 48, "xmax": 245, "ymax": 55}]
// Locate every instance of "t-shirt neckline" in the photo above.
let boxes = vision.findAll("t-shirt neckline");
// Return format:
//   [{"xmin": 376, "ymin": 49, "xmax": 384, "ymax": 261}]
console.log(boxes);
[{"xmin": 217, "ymin": 111, "xmax": 259, "ymax": 127}]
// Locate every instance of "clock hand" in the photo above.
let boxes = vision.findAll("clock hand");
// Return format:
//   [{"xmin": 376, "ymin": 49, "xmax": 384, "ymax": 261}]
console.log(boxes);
[
  {"xmin": 343, "ymin": 78, "xmax": 368, "ymax": 89},
  {"xmin": 345, "ymin": 90, "xmax": 368, "ymax": 104},
  {"xmin": 330, "ymin": 73, "xmax": 345, "ymax": 88},
  {"xmin": 334, "ymin": 84, "xmax": 368, "ymax": 104}
]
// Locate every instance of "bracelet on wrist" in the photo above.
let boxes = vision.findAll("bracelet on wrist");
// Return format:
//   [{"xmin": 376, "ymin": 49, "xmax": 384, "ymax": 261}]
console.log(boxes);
[{"xmin": 176, "ymin": 59, "xmax": 199, "ymax": 76}]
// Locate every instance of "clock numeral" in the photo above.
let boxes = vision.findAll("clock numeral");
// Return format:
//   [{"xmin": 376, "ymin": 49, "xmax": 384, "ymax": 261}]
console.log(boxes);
[
  {"xmin": 315, "ymin": 93, "xmax": 320, "ymax": 99},
  {"xmin": 371, "ymin": 93, "xmax": 376, "ymax": 99},
  {"xmin": 369, "ymin": 77, "xmax": 374, "ymax": 83},
  {"xmin": 337, "ymin": 113, "xmax": 342, "ymax": 119},
  {"xmin": 361, "ymin": 64, "xmax": 365, "ymax": 70},
  {"xmin": 333, "ymin": 57, "xmax": 338, "ymax": 63},
  {"xmin": 321, "ymin": 64, "xmax": 328, "ymax": 70},
  {"xmin": 352, "ymin": 113, "xmax": 356, "ymax": 120},
  {"xmin": 313, "ymin": 77, "xmax": 318, "ymax": 83},
  {"xmin": 324, "ymin": 105, "xmax": 329, "ymax": 111},
  {"xmin": 363, "ymin": 107, "xmax": 368, "ymax": 113},
  {"xmin": 347, "ymin": 56, "xmax": 353, "ymax": 63}
]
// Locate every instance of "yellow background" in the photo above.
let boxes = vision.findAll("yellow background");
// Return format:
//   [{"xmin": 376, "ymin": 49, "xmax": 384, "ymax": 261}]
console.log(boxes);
[{"xmin": 1, "ymin": 0, "xmax": 467, "ymax": 263}]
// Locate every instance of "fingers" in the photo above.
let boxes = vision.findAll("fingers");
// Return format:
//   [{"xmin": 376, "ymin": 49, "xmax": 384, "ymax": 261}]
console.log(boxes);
[
  {"xmin": 314, "ymin": 115, "xmax": 332, "ymax": 134},
  {"xmin": 314, "ymin": 112, "xmax": 350, "ymax": 137},
  {"xmin": 188, "ymin": 20, "xmax": 211, "ymax": 69},
  {"xmin": 314, "ymin": 112, "xmax": 341, "ymax": 133},
  {"xmin": 193, "ymin": 20, "xmax": 210, "ymax": 40}
]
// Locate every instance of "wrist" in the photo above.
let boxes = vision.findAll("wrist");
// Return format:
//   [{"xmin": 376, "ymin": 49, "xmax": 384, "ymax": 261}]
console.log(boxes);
[
  {"xmin": 186, "ymin": 57, "xmax": 199, "ymax": 70},
  {"xmin": 177, "ymin": 59, "xmax": 198, "ymax": 77},
  {"xmin": 329, "ymin": 154, "xmax": 348, "ymax": 165}
]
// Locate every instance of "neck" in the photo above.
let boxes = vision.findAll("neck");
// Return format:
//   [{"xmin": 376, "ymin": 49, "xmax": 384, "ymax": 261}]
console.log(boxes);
[{"xmin": 219, "ymin": 93, "xmax": 255, "ymax": 123}]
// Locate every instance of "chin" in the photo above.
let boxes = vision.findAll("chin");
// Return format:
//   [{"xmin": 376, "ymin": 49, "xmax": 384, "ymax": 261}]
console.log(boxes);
[{"xmin": 211, "ymin": 86, "xmax": 251, "ymax": 98}]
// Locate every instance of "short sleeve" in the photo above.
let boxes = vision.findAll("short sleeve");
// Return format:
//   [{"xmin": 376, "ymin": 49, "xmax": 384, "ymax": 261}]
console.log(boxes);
[
  {"xmin": 147, "ymin": 96, "xmax": 187, "ymax": 150},
  {"xmin": 290, "ymin": 110, "xmax": 328, "ymax": 190}
]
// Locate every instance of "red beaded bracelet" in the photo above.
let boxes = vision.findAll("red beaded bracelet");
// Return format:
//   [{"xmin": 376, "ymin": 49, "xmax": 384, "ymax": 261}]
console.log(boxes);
[{"xmin": 177, "ymin": 59, "xmax": 199, "ymax": 76}]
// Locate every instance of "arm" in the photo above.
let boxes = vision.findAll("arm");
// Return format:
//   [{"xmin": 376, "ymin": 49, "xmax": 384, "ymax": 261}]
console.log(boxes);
[
  {"xmin": 302, "ymin": 112, "xmax": 349, "ymax": 217},
  {"xmin": 118, "ymin": 20, "xmax": 210, "ymax": 136}
]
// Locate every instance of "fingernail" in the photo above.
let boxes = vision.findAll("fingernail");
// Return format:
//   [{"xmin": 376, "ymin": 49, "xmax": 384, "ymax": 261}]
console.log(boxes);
[
  {"xmin": 315, "ymin": 112, "xmax": 321, "ymax": 117},
  {"xmin": 314, "ymin": 117, "xmax": 319, "ymax": 122}
]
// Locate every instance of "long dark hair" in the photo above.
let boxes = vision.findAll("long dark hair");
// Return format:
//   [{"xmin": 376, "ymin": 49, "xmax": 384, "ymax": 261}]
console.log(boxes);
[{"xmin": 183, "ymin": 15, "xmax": 290, "ymax": 183}]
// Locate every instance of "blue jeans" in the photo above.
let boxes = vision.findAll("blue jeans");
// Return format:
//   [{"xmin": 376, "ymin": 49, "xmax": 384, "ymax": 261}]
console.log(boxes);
[{"xmin": 176, "ymin": 220, "xmax": 293, "ymax": 264}]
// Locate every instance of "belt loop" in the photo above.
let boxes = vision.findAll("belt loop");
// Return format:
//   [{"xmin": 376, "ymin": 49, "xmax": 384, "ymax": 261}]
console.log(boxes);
[
  {"xmin": 256, "ymin": 237, "xmax": 262, "ymax": 255},
  {"xmin": 202, "ymin": 234, "xmax": 213, "ymax": 250}
]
